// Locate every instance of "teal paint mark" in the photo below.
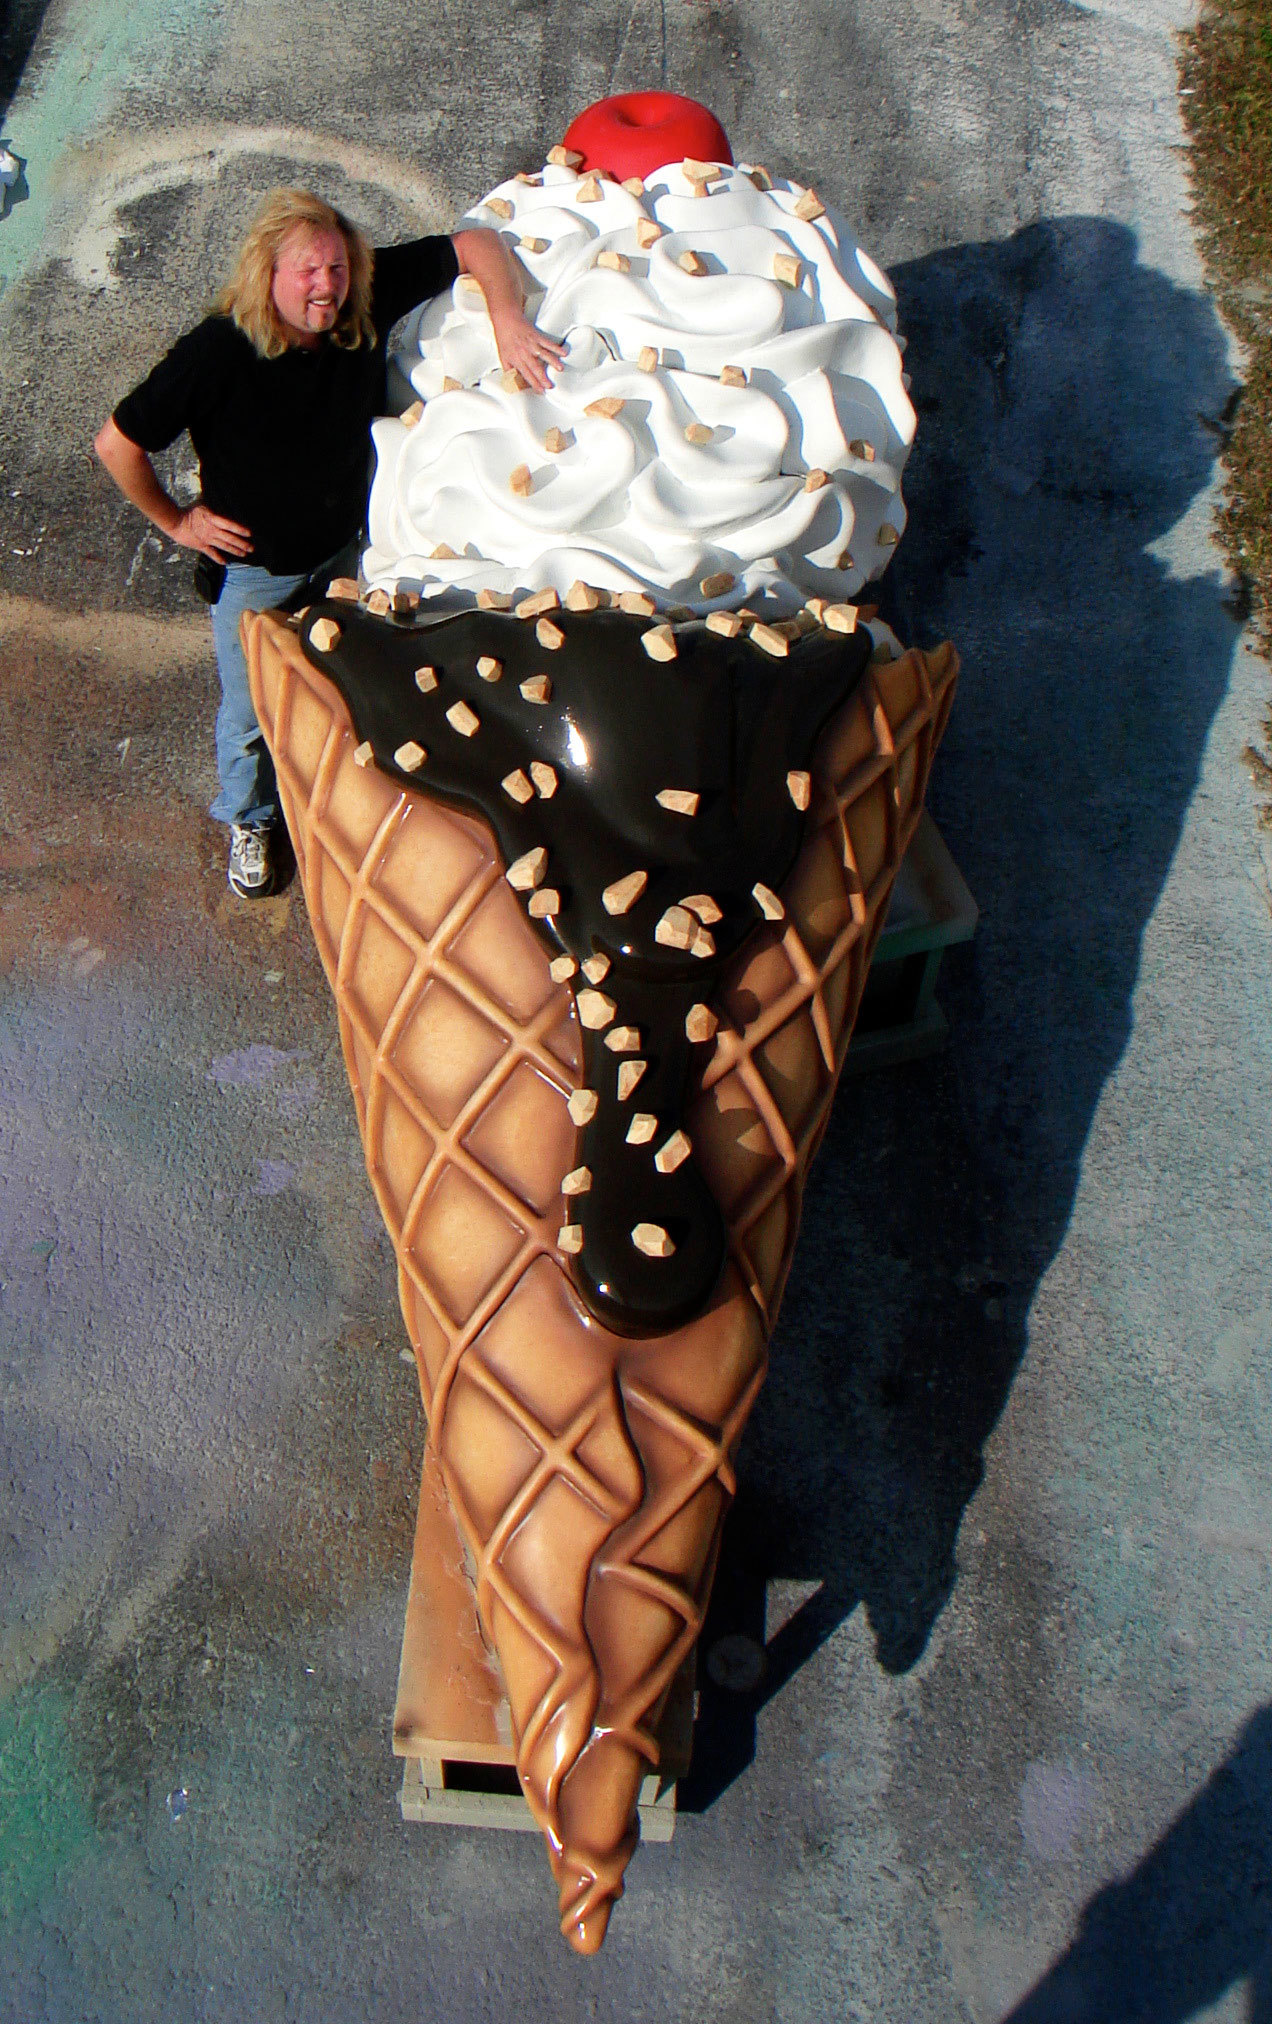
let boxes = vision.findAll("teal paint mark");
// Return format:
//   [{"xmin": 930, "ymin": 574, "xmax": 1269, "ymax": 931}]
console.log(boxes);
[
  {"xmin": 0, "ymin": 0, "xmax": 221, "ymax": 290},
  {"xmin": 0, "ymin": 1684, "xmax": 94, "ymax": 1920}
]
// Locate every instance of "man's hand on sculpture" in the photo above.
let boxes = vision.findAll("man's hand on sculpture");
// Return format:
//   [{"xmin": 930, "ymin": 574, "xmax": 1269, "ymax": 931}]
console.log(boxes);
[
  {"xmin": 491, "ymin": 305, "xmax": 567, "ymax": 392},
  {"xmin": 171, "ymin": 503, "xmax": 255, "ymax": 562},
  {"xmin": 451, "ymin": 225, "xmax": 565, "ymax": 393}
]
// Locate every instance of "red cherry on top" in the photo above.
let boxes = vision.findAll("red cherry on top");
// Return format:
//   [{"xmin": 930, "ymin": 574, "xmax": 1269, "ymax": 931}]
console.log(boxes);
[{"xmin": 560, "ymin": 92, "xmax": 733, "ymax": 183}]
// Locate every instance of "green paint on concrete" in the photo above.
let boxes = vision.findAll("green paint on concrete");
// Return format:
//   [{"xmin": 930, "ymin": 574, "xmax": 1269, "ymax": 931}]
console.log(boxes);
[
  {"xmin": 0, "ymin": 1685, "xmax": 94, "ymax": 1920},
  {"xmin": 0, "ymin": 0, "xmax": 219, "ymax": 288}
]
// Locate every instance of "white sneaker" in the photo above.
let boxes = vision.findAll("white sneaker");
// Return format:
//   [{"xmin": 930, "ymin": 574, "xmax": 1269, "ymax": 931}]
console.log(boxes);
[{"xmin": 228, "ymin": 822, "xmax": 276, "ymax": 898}]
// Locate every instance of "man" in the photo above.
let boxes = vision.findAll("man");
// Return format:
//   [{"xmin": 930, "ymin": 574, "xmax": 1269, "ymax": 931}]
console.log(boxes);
[{"xmin": 95, "ymin": 188, "xmax": 565, "ymax": 897}]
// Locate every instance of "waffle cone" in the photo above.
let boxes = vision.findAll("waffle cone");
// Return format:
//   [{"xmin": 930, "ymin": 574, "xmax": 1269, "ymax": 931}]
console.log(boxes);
[{"xmin": 245, "ymin": 609, "xmax": 957, "ymax": 1950}]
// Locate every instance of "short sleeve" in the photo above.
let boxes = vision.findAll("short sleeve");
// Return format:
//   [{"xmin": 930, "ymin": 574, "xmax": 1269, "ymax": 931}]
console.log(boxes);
[
  {"xmin": 112, "ymin": 318, "xmax": 235, "ymax": 452},
  {"xmin": 371, "ymin": 235, "xmax": 460, "ymax": 336}
]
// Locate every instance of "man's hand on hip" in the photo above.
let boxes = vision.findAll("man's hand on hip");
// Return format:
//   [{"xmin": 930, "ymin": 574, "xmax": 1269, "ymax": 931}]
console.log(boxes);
[
  {"xmin": 171, "ymin": 503, "xmax": 255, "ymax": 563},
  {"xmin": 94, "ymin": 417, "xmax": 255, "ymax": 564}
]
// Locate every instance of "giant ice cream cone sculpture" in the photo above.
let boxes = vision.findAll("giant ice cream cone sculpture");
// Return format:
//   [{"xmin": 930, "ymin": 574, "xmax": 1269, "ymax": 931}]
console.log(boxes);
[
  {"xmin": 245, "ymin": 597, "xmax": 956, "ymax": 1948},
  {"xmin": 244, "ymin": 95, "xmax": 959, "ymax": 1951}
]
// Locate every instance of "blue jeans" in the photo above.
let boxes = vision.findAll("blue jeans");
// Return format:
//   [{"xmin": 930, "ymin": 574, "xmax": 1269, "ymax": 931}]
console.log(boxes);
[{"xmin": 209, "ymin": 561, "xmax": 314, "ymax": 828}]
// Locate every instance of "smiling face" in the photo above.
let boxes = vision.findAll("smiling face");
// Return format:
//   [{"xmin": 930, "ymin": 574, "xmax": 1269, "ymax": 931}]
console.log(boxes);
[{"xmin": 271, "ymin": 225, "xmax": 351, "ymax": 346}]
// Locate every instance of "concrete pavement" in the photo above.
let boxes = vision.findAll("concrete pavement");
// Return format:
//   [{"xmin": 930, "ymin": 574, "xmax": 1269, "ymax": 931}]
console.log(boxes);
[{"xmin": 2, "ymin": 1, "xmax": 1271, "ymax": 2017}]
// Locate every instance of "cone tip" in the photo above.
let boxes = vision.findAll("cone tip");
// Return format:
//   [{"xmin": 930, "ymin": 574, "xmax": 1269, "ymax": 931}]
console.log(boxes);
[
  {"xmin": 562, "ymin": 1898, "xmax": 613, "ymax": 1955},
  {"xmin": 557, "ymin": 1857, "xmax": 626, "ymax": 1955}
]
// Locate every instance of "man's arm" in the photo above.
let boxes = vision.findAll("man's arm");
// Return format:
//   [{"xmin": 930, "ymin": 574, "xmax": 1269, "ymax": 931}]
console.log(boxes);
[
  {"xmin": 93, "ymin": 416, "xmax": 253, "ymax": 564},
  {"xmin": 452, "ymin": 227, "xmax": 567, "ymax": 393}
]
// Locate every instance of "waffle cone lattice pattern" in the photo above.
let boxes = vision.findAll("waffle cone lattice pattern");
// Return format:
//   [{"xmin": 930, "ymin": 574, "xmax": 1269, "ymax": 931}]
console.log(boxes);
[{"xmin": 246, "ymin": 612, "xmax": 957, "ymax": 1951}]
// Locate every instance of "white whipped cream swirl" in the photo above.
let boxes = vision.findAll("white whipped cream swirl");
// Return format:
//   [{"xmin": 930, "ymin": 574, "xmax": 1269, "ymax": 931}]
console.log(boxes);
[{"xmin": 363, "ymin": 159, "xmax": 914, "ymax": 615}]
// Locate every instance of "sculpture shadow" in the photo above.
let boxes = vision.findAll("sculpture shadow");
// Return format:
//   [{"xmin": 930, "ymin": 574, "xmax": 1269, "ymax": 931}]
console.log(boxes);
[
  {"xmin": 1003, "ymin": 1702, "xmax": 1272, "ymax": 2021},
  {"xmin": 683, "ymin": 216, "xmax": 1239, "ymax": 1810},
  {"xmin": 0, "ymin": 0, "xmax": 50, "ymax": 130}
]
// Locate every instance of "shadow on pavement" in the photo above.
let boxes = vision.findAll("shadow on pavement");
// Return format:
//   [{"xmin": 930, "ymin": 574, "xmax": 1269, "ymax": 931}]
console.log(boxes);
[
  {"xmin": 0, "ymin": 0, "xmax": 50, "ymax": 130},
  {"xmin": 684, "ymin": 216, "xmax": 1238, "ymax": 1810},
  {"xmin": 1003, "ymin": 1702, "xmax": 1272, "ymax": 2021}
]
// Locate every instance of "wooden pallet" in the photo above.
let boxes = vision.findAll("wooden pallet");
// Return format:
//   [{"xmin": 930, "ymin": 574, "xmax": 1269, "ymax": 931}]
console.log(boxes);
[
  {"xmin": 393, "ymin": 1441, "xmax": 692, "ymax": 1840},
  {"xmin": 846, "ymin": 810, "xmax": 977, "ymax": 1072}
]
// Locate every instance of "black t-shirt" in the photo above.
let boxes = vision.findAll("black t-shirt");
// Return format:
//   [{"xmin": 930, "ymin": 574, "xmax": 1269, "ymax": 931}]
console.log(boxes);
[{"xmin": 113, "ymin": 235, "xmax": 459, "ymax": 574}]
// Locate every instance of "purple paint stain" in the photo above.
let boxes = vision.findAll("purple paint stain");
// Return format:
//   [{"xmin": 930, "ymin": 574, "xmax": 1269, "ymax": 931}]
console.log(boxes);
[
  {"xmin": 208, "ymin": 1045, "xmax": 298, "ymax": 1091},
  {"xmin": 277, "ymin": 1072, "xmax": 318, "ymax": 1120},
  {"xmin": 254, "ymin": 1159, "xmax": 296, "ymax": 1196},
  {"xmin": 1020, "ymin": 1760, "xmax": 1096, "ymax": 1860}
]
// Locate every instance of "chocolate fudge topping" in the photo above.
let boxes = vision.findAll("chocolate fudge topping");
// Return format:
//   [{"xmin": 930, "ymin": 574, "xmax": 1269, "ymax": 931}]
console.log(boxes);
[{"xmin": 300, "ymin": 601, "xmax": 872, "ymax": 1336}]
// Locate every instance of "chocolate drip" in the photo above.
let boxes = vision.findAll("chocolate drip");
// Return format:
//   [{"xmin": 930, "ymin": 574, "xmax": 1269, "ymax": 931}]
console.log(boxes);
[{"xmin": 300, "ymin": 601, "xmax": 871, "ymax": 1336}]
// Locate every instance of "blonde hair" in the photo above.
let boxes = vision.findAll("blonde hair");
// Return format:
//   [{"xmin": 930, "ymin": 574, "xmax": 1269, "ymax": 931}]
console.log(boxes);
[{"xmin": 213, "ymin": 188, "xmax": 375, "ymax": 360}]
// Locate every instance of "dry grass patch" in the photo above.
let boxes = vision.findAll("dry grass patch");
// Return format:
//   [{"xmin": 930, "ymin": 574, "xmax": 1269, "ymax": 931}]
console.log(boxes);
[{"xmin": 1180, "ymin": 0, "xmax": 1272, "ymax": 817}]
